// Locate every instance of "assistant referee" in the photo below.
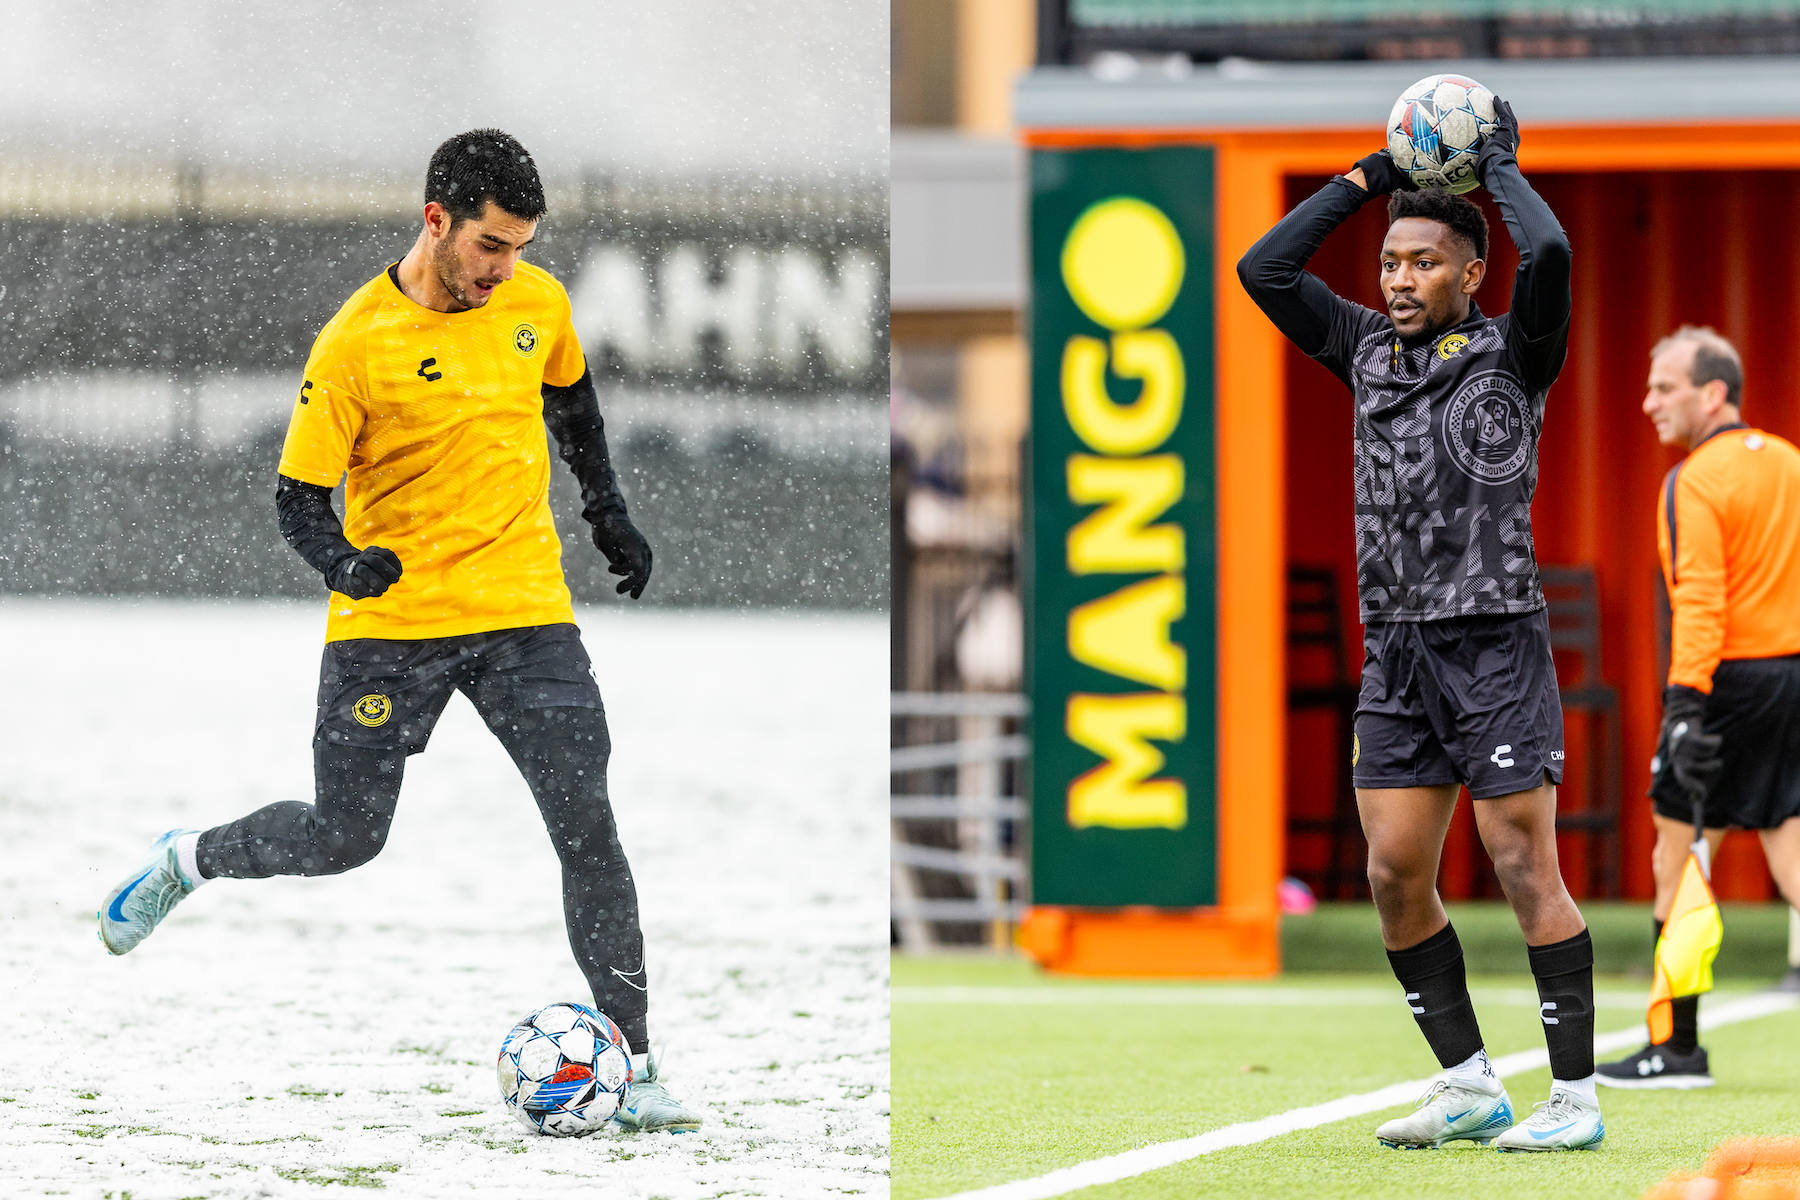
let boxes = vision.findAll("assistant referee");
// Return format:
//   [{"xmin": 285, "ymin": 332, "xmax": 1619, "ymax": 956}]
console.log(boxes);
[{"xmin": 1598, "ymin": 325, "xmax": 1800, "ymax": 1089}]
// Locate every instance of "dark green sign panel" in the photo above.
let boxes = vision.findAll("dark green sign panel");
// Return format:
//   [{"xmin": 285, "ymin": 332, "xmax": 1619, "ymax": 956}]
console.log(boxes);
[{"xmin": 1027, "ymin": 146, "xmax": 1217, "ymax": 908}]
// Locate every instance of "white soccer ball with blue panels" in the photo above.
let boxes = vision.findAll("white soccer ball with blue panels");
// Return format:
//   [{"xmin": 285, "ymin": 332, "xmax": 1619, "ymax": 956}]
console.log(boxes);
[
  {"xmin": 497, "ymin": 1002, "xmax": 633, "ymax": 1136},
  {"xmin": 1386, "ymin": 73, "xmax": 1499, "ymax": 195}
]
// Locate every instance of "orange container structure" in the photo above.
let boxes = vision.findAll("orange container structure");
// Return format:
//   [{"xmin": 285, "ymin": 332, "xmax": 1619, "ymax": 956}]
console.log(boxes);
[{"xmin": 1017, "ymin": 59, "xmax": 1791, "ymax": 974}]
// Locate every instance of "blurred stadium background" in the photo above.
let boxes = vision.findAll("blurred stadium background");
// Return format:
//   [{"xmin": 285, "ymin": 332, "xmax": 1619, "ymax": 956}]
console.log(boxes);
[
  {"xmin": 890, "ymin": 0, "xmax": 1800, "ymax": 952},
  {"xmin": 0, "ymin": 1, "xmax": 887, "ymax": 609}
]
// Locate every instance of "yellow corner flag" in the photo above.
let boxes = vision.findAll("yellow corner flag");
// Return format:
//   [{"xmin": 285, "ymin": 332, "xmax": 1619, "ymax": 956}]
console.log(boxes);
[{"xmin": 1648, "ymin": 849, "xmax": 1724, "ymax": 1045}]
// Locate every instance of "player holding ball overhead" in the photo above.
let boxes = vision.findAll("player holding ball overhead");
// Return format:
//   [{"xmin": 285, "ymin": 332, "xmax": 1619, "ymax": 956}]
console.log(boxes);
[
  {"xmin": 95, "ymin": 129, "xmax": 700, "ymax": 1134},
  {"xmin": 1239, "ymin": 83, "xmax": 1600, "ymax": 1150}
]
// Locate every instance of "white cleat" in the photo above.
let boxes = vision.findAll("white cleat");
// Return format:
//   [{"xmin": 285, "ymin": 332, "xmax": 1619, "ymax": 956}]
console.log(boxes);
[
  {"xmin": 1376, "ymin": 1078, "xmax": 1514, "ymax": 1149},
  {"xmin": 1493, "ymin": 1086, "xmax": 1605, "ymax": 1152},
  {"xmin": 613, "ymin": 1047, "xmax": 702, "ymax": 1133},
  {"xmin": 97, "ymin": 829, "xmax": 200, "ymax": 955}
]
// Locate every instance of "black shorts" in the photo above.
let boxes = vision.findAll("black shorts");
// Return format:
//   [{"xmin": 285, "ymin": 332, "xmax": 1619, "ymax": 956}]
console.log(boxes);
[
  {"xmin": 315, "ymin": 624, "xmax": 603, "ymax": 754},
  {"xmin": 1353, "ymin": 610, "xmax": 1565, "ymax": 800},
  {"xmin": 1651, "ymin": 654, "xmax": 1800, "ymax": 830}
]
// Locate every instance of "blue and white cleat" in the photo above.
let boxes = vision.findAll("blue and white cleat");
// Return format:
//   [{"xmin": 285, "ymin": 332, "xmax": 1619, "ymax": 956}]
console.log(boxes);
[
  {"xmin": 1493, "ymin": 1087, "xmax": 1605, "ymax": 1152},
  {"xmin": 613, "ymin": 1047, "xmax": 703, "ymax": 1133},
  {"xmin": 1376, "ymin": 1078, "xmax": 1514, "ymax": 1149},
  {"xmin": 97, "ymin": 829, "xmax": 200, "ymax": 956}
]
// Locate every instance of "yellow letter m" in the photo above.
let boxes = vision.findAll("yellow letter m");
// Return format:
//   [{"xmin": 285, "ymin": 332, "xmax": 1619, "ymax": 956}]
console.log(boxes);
[{"xmin": 1065, "ymin": 692, "xmax": 1187, "ymax": 830}]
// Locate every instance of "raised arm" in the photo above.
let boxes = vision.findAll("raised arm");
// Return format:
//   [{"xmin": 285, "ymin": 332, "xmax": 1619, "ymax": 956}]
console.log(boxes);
[
  {"xmin": 1477, "ymin": 98, "xmax": 1572, "ymax": 387},
  {"xmin": 1236, "ymin": 151, "xmax": 1405, "ymax": 377}
]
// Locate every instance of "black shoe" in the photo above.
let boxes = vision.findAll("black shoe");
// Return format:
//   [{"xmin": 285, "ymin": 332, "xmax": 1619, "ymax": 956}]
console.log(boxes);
[
  {"xmin": 1769, "ymin": 966, "xmax": 1800, "ymax": 994},
  {"xmin": 1595, "ymin": 1043, "xmax": 1712, "ymax": 1089}
]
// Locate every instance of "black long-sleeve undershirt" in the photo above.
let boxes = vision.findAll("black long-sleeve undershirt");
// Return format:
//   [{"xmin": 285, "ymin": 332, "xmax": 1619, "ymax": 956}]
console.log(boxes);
[
  {"xmin": 1236, "ymin": 154, "xmax": 1571, "ymax": 389},
  {"xmin": 541, "ymin": 367, "xmax": 631, "ymax": 526},
  {"xmin": 276, "ymin": 475, "xmax": 358, "ymax": 580},
  {"xmin": 276, "ymin": 367, "xmax": 631, "ymax": 586}
]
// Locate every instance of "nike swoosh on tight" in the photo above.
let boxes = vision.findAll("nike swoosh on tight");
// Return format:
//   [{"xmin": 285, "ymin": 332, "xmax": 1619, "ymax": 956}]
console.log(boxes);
[
  {"xmin": 1529, "ymin": 1122, "xmax": 1577, "ymax": 1140},
  {"xmin": 107, "ymin": 869, "xmax": 154, "ymax": 923}
]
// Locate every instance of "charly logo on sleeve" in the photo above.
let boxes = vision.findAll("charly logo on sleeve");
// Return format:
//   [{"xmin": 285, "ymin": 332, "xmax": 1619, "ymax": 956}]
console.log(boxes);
[{"xmin": 1443, "ymin": 371, "xmax": 1532, "ymax": 483}]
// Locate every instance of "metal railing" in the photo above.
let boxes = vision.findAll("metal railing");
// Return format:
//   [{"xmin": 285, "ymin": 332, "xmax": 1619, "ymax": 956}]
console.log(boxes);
[{"xmin": 890, "ymin": 692, "xmax": 1030, "ymax": 950}]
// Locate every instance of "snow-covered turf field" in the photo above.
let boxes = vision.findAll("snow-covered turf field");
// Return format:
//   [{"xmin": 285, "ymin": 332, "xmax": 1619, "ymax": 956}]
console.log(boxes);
[{"xmin": 0, "ymin": 599, "xmax": 888, "ymax": 1199}]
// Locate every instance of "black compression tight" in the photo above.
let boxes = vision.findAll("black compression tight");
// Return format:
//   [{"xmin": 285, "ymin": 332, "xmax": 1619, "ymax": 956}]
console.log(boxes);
[{"xmin": 195, "ymin": 706, "xmax": 649, "ymax": 1052}]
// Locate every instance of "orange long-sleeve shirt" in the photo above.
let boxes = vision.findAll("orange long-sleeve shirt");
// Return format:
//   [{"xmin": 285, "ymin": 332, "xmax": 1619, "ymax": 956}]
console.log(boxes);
[{"xmin": 1657, "ymin": 425, "xmax": 1800, "ymax": 692}]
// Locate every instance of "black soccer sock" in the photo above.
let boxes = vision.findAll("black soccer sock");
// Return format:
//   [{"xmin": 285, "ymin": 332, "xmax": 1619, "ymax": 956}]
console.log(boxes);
[
  {"xmin": 1529, "ymin": 928, "xmax": 1595, "ymax": 1080},
  {"xmin": 1387, "ymin": 922, "xmax": 1485, "ymax": 1069},
  {"xmin": 1652, "ymin": 918, "xmax": 1702, "ymax": 1055}
]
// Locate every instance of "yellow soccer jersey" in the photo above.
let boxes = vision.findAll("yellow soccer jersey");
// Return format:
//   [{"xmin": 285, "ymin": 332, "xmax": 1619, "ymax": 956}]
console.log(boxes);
[{"xmin": 278, "ymin": 260, "xmax": 588, "ymax": 642}]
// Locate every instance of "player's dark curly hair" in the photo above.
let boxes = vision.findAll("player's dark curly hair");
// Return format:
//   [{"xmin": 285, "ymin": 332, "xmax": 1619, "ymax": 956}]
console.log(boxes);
[
  {"xmin": 1388, "ymin": 189, "xmax": 1489, "ymax": 262},
  {"xmin": 426, "ymin": 129, "xmax": 547, "ymax": 227}
]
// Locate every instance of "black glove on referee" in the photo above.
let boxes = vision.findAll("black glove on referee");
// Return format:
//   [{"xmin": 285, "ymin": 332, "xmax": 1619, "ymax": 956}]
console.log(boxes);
[
  {"xmin": 1476, "ymin": 95, "xmax": 1521, "ymax": 184},
  {"xmin": 592, "ymin": 512, "xmax": 652, "ymax": 600},
  {"xmin": 1653, "ymin": 684, "xmax": 1724, "ymax": 810},
  {"xmin": 1352, "ymin": 149, "xmax": 1415, "ymax": 196},
  {"xmin": 327, "ymin": 546, "xmax": 404, "ymax": 600}
]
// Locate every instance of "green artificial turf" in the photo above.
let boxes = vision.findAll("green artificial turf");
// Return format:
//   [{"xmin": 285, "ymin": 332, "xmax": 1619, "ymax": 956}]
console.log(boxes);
[
  {"xmin": 891, "ymin": 954, "xmax": 1800, "ymax": 1200},
  {"xmin": 1285, "ymin": 901, "xmax": 1794, "ymax": 978}
]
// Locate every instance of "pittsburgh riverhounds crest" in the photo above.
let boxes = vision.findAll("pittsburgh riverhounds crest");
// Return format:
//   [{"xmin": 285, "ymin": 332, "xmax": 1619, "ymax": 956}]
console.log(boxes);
[
  {"xmin": 1443, "ymin": 371, "xmax": 1532, "ymax": 484},
  {"xmin": 512, "ymin": 323, "xmax": 538, "ymax": 356}
]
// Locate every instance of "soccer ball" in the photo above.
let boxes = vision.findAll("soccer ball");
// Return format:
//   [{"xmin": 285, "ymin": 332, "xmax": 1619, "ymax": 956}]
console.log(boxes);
[
  {"xmin": 496, "ymin": 1002, "xmax": 633, "ymax": 1137},
  {"xmin": 1386, "ymin": 74, "xmax": 1498, "ymax": 195}
]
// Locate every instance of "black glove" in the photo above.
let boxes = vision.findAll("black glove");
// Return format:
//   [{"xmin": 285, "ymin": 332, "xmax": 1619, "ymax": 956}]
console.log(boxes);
[
  {"xmin": 327, "ymin": 546, "xmax": 403, "ymax": 600},
  {"xmin": 1652, "ymin": 684, "xmax": 1723, "ymax": 812},
  {"xmin": 591, "ymin": 512, "xmax": 651, "ymax": 599},
  {"xmin": 1476, "ymin": 95, "xmax": 1520, "ymax": 183},
  {"xmin": 1352, "ymin": 149, "xmax": 1415, "ymax": 196}
]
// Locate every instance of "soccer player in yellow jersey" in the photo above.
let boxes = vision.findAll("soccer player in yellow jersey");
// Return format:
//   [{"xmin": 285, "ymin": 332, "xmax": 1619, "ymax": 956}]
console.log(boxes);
[{"xmin": 96, "ymin": 130, "xmax": 701, "ymax": 1133}]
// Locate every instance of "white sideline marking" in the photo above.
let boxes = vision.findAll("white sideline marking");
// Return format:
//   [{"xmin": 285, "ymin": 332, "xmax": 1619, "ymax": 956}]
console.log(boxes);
[
  {"xmin": 893, "ymin": 985, "xmax": 1651, "ymax": 1010},
  {"xmin": 928, "ymin": 992, "xmax": 1800, "ymax": 1200}
]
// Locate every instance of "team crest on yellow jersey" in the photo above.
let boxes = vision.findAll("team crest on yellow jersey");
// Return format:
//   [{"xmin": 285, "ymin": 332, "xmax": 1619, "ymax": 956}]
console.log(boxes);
[
  {"xmin": 512, "ymin": 323, "xmax": 539, "ymax": 357},
  {"xmin": 1436, "ymin": 333, "xmax": 1470, "ymax": 360},
  {"xmin": 353, "ymin": 694, "xmax": 393, "ymax": 727}
]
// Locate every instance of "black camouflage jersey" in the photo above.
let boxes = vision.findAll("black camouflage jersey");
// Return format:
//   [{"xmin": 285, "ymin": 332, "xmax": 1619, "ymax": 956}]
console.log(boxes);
[{"xmin": 1238, "ymin": 154, "xmax": 1571, "ymax": 623}]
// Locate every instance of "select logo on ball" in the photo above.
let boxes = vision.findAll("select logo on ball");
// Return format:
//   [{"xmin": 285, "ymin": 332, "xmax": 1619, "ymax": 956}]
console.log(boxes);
[
  {"xmin": 352, "ymin": 694, "xmax": 392, "ymax": 727},
  {"xmin": 512, "ymin": 323, "xmax": 539, "ymax": 356}
]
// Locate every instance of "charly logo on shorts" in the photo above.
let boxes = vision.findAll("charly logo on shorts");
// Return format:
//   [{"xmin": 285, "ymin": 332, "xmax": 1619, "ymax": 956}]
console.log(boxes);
[
  {"xmin": 352, "ymin": 694, "xmax": 393, "ymax": 727},
  {"xmin": 512, "ymin": 323, "xmax": 538, "ymax": 357},
  {"xmin": 1443, "ymin": 371, "xmax": 1531, "ymax": 483}
]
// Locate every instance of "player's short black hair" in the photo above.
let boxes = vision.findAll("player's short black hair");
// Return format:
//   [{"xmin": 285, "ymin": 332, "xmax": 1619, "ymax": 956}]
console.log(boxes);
[
  {"xmin": 1653, "ymin": 325, "xmax": 1744, "ymax": 409},
  {"xmin": 1387, "ymin": 189, "xmax": 1489, "ymax": 263},
  {"xmin": 425, "ymin": 129, "xmax": 547, "ymax": 226}
]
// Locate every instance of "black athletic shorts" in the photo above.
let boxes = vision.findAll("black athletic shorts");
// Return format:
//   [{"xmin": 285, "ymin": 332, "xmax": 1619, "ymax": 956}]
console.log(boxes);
[
  {"xmin": 1651, "ymin": 654, "xmax": 1800, "ymax": 830},
  {"xmin": 315, "ymin": 624, "xmax": 603, "ymax": 754},
  {"xmin": 1353, "ymin": 609, "xmax": 1565, "ymax": 800}
]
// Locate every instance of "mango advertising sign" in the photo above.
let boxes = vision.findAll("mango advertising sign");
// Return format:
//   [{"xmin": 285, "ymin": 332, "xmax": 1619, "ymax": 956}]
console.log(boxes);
[{"xmin": 1027, "ymin": 147, "xmax": 1216, "ymax": 908}]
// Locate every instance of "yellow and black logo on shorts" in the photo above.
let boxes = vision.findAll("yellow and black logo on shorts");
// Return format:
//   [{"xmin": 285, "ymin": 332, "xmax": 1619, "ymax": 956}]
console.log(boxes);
[
  {"xmin": 512, "ymin": 323, "xmax": 538, "ymax": 357},
  {"xmin": 1351, "ymin": 733, "xmax": 1360, "ymax": 767},
  {"xmin": 353, "ymin": 694, "xmax": 393, "ymax": 727},
  {"xmin": 1436, "ymin": 333, "xmax": 1470, "ymax": 360}
]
